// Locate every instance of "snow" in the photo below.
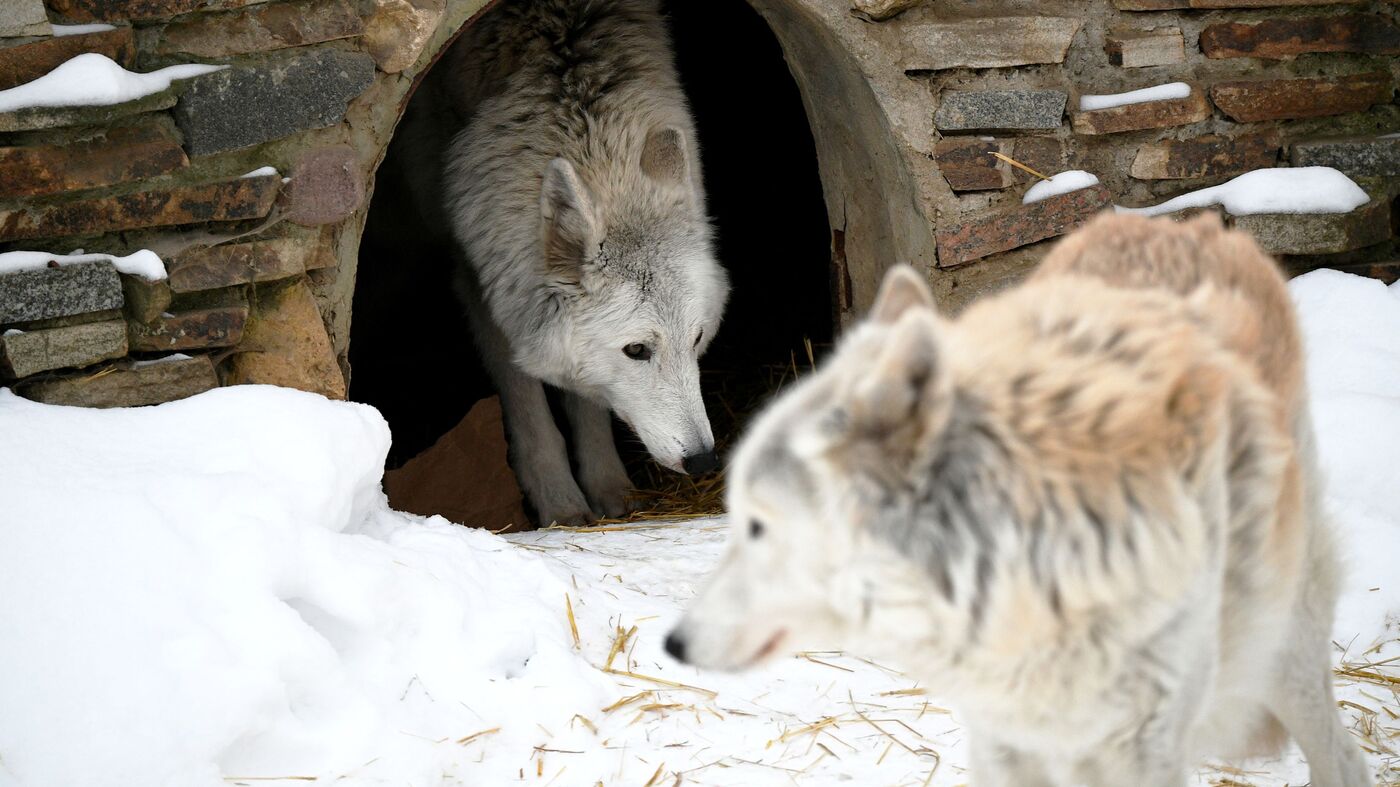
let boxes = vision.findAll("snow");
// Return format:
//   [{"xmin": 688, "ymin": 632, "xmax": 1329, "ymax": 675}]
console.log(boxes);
[
  {"xmin": 0, "ymin": 53, "xmax": 223, "ymax": 114},
  {"xmin": 1079, "ymin": 81, "xmax": 1191, "ymax": 111},
  {"xmin": 0, "ymin": 249, "xmax": 167, "ymax": 281},
  {"xmin": 240, "ymin": 166, "xmax": 279, "ymax": 179},
  {"xmin": 0, "ymin": 270, "xmax": 1396, "ymax": 787},
  {"xmin": 1023, "ymin": 170, "xmax": 1100, "ymax": 204},
  {"xmin": 49, "ymin": 23, "xmax": 118, "ymax": 37},
  {"xmin": 2, "ymin": 329, "xmax": 22, "ymax": 336},
  {"xmin": 130, "ymin": 353, "xmax": 193, "ymax": 368},
  {"xmin": 1118, "ymin": 167, "xmax": 1370, "ymax": 218}
]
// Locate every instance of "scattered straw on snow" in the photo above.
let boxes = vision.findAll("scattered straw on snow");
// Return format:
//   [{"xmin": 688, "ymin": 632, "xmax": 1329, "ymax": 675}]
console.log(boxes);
[
  {"xmin": 1117, "ymin": 167, "xmax": 1370, "ymax": 218},
  {"xmin": 0, "ymin": 53, "xmax": 222, "ymax": 113},
  {"xmin": 0, "ymin": 249, "xmax": 167, "ymax": 281}
]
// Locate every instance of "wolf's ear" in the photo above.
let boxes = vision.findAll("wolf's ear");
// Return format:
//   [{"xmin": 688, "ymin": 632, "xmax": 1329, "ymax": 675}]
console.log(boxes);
[
  {"xmin": 540, "ymin": 158, "xmax": 600, "ymax": 289},
  {"xmin": 640, "ymin": 126, "xmax": 689, "ymax": 186},
  {"xmin": 870, "ymin": 265, "xmax": 935, "ymax": 324},
  {"xmin": 799, "ymin": 309, "xmax": 955, "ymax": 469}
]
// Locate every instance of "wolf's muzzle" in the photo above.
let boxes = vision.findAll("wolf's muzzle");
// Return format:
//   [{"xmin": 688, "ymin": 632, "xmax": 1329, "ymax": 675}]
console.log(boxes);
[
  {"xmin": 663, "ymin": 629, "xmax": 688, "ymax": 662},
  {"xmin": 682, "ymin": 449, "xmax": 719, "ymax": 475}
]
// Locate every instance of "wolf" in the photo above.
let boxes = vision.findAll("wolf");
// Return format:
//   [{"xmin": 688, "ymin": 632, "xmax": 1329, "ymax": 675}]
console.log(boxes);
[
  {"xmin": 667, "ymin": 213, "xmax": 1370, "ymax": 786},
  {"xmin": 387, "ymin": 0, "xmax": 729, "ymax": 525}
]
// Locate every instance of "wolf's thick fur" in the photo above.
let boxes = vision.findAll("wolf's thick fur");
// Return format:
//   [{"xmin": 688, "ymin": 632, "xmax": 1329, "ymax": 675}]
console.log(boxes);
[
  {"xmin": 670, "ymin": 214, "xmax": 1369, "ymax": 786},
  {"xmin": 389, "ymin": 0, "xmax": 729, "ymax": 524}
]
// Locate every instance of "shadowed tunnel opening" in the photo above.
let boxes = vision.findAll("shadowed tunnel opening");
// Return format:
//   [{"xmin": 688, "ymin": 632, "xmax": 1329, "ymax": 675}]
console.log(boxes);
[{"xmin": 350, "ymin": 0, "xmax": 832, "ymax": 519}]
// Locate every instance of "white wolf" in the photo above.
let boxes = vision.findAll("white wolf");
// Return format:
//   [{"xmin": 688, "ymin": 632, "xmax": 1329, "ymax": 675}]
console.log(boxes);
[
  {"xmin": 392, "ymin": 0, "xmax": 729, "ymax": 525},
  {"xmin": 668, "ymin": 214, "xmax": 1370, "ymax": 786}
]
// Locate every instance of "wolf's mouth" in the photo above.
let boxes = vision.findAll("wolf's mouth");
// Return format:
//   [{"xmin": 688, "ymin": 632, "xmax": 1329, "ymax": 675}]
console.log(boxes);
[{"xmin": 748, "ymin": 628, "xmax": 788, "ymax": 666}]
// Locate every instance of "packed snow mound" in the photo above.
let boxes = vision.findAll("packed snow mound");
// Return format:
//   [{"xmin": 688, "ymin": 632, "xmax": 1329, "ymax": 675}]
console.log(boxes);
[
  {"xmin": 0, "ymin": 386, "xmax": 608, "ymax": 787},
  {"xmin": 1118, "ymin": 167, "xmax": 1369, "ymax": 217},
  {"xmin": 1079, "ymin": 81, "xmax": 1191, "ymax": 111},
  {"xmin": 1023, "ymin": 170, "xmax": 1100, "ymax": 204},
  {"xmin": 0, "ymin": 53, "xmax": 222, "ymax": 113},
  {"xmin": 0, "ymin": 249, "xmax": 167, "ymax": 281}
]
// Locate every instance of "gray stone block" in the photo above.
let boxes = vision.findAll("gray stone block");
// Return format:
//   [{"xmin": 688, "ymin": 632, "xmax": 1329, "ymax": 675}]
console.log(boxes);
[
  {"xmin": 0, "ymin": 0, "xmax": 49, "ymax": 38},
  {"xmin": 172, "ymin": 49, "xmax": 376, "ymax": 157},
  {"xmin": 0, "ymin": 261, "xmax": 125, "ymax": 325},
  {"xmin": 1292, "ymin": 136, "xmax": 1400, "ymax": 178},
  {"xmin": 0, "ymin": 319, "xmax": 128, "ymax": 378},
  {"xmin": 935, "ymin": 90, "xmax": 1067, "ymax": 132}
]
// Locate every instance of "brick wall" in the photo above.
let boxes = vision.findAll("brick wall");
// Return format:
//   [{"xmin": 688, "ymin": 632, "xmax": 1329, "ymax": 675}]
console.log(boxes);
[{"xmin": 0, "ymin": 0, "xmax": 1396, "ymax": 409}]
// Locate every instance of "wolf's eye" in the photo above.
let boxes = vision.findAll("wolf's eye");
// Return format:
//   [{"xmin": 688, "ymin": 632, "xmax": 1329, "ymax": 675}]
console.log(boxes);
[
  {"xmin": 623, "ymin": 343, "xmax": 652, "ymax": 361},
  {"xmin": 749, "ymin": 519, "xmax": 764, "ymax": 539},
  {"xmin": 693, "ymin": 329, "xmax": 703, "ymax": 348}
]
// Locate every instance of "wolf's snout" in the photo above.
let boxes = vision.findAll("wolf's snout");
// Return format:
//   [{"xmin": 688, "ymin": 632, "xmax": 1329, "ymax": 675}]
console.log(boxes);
[
  {"xmin": 663, "ymin": 629, "xmax": 688, "ymax": 662},
  {"xmin": 682, "ymin": 449, "xmax": 719, "ymax": 475}
]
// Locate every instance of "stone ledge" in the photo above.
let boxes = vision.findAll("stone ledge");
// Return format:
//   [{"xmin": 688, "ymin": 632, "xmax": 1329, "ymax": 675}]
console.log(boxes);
[
  {"xmin": 127, "ymin": 304, "xmax": 248, "ymax": 351},
  {"xmin": 0, "ymin": 318, "xmax": 127, "ymax": 378},
  {"xmin": 16, "ymin": 355, "xmax": 218, "ymax": 408},
  {"xmin": 0, "ymin": 123, "xmax": 188, "ymax": 200},
  {"xmin": 903, "ymin": 17, "xmax": 1082, "ymax": 71},
  {"xmin": 0, "ymin": 173, "xmax": 281, "ymax": 242},
  {"xmin": 1290, "ymin": 136, "xmax": 1400, "ymax": 178},
  {"xmin": 45, "ymin": 0, "xmax": 262, "ymax": 23},
  {"xmin": 1106, "ymin": 27, "xmax": 1185, "ymax": 68},
  {"xmin": 1233, "ymin": 199, "xmax": 1390, "ymax": 255},
  {"xmin": 0, "ymin": 87, "xmax": 176, "ymax": 133},
  {"xmin": 935, "ymin": 185, "xmax": 1114, "ymax": 268},
  {"xmin": 150, "ymin": 0, "xmax": 364, "ymax": 57}
]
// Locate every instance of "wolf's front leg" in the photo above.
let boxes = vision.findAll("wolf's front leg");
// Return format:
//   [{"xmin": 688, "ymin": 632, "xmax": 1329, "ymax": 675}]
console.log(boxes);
[
  {"xmin": 464, "ymin": 287, "xmax": 592, "ymax": 526},
  {"xmin": 564, "ymin": 392, "xmax": 635, "ymax": 519}
]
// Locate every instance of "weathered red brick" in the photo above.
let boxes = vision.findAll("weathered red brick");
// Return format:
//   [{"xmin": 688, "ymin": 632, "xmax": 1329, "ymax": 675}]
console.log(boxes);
[
  {"xmin": 1106, "ymin": 27, "xmax": 1186, "ymax": 68},
  {"xmin": 167, "ymin": 235, "xmax": 315, "ymax": 293},
  {"xmin": 16, "ymin": 355, "xmax": 217, "ymax": 408},
  {"xmin": 1131, "ymin": 132, "xmax": 1280, "ymax": 179},
  {"xmin": 935, "ymin": 138, "xmax": 1012, "ymax": 191},
  {"xmin": 1210, "ymin": 72, "xmax": 1393, "ymax": 122},
  {"xmin": 1071, "ymin": 88, "xmax": 1211, "ymax": 135},
  {"xmin": 127, "ymin": 305, "xmax": 248, "ymax": 351},
  {"xmin": 1202, "ymin": 15, "xmax": 1400, "ymax": 60},
  {"xmin": 0, "ymin": 173, "xmax": 281, "ymax": 242},
  {"xmin": 152, "ymin": 0, "xmax": 364, "ymax": 57},
  {"xmin": 45, "ymin": 0, "xmax": 261, "ymax": 22},
  {"xmin": 0, "ymin": 123, "xmax": 187, "ymax": 200},
  {"xmin": 935, "ymin": 185, "xmax": 1114, "ymax": 268},
  {"xmin": 935, "ymin": 137, "xmax": 1063, "ymax": 191},
  {"xmin": 283, "ymin": 145, "xmax": 364, "ymax": 226},
  {"xmin": 0, "ymin": 28, "xmax": 135, "ymax": 91}
]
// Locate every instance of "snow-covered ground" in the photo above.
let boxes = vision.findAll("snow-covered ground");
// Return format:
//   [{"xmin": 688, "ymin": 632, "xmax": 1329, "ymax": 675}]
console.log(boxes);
[{"xmin": 0, "ymin": 271, "xmax": 1396, "ymax": 787}]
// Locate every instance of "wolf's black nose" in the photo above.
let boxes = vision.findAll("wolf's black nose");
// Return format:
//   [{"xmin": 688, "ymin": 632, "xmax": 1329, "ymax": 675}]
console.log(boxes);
[
  {"xmin": 682, "ymin": 449, "xmax": 719, "ymax": 475},
  {"xmin": 663, "ymin": 630, "xmax": 688, "ymax": 662}
]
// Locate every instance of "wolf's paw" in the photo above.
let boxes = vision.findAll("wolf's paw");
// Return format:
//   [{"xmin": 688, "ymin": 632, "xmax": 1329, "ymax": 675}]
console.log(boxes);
[
  {"xmin": 536, "ymin": 504, "xmax": 595, "ymax": 527},
  {"xmin": 579, "ymin": 468, "xmax": 636, "ymax": 520},
  {"xmin": 531, "ymin": 482, "xmax": 595, "ymax": 526}
]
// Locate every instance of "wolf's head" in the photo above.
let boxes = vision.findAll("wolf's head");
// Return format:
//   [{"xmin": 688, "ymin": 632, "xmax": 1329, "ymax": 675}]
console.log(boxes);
[
  {"xmin": 667, "ymin": 266, "xmax": 965, "ymax": 669},
  {"xmin": 522, "ymin": 126, "xmax": 729, "ymax": 473}
]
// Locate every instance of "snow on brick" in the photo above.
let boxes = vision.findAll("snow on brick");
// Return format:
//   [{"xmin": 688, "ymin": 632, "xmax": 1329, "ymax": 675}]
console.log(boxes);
[
  {"xmin": 1117, "ymin": 166, "xmax": 1369, "ymax": 218},
  {"xmin": 0, "ymin": 249, "xmax": 167, "ymax": 281},
  {"xmin": 1023, "ymin": 169, "xmax": 1101, "ymax": 204},
  {"xmin": 0, "ymin": 53, "xmax": 222, "ymax": 114},
  {"xmin": 1079, "ymin": 81, "xmax": 1191, "ymax": 111}
]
